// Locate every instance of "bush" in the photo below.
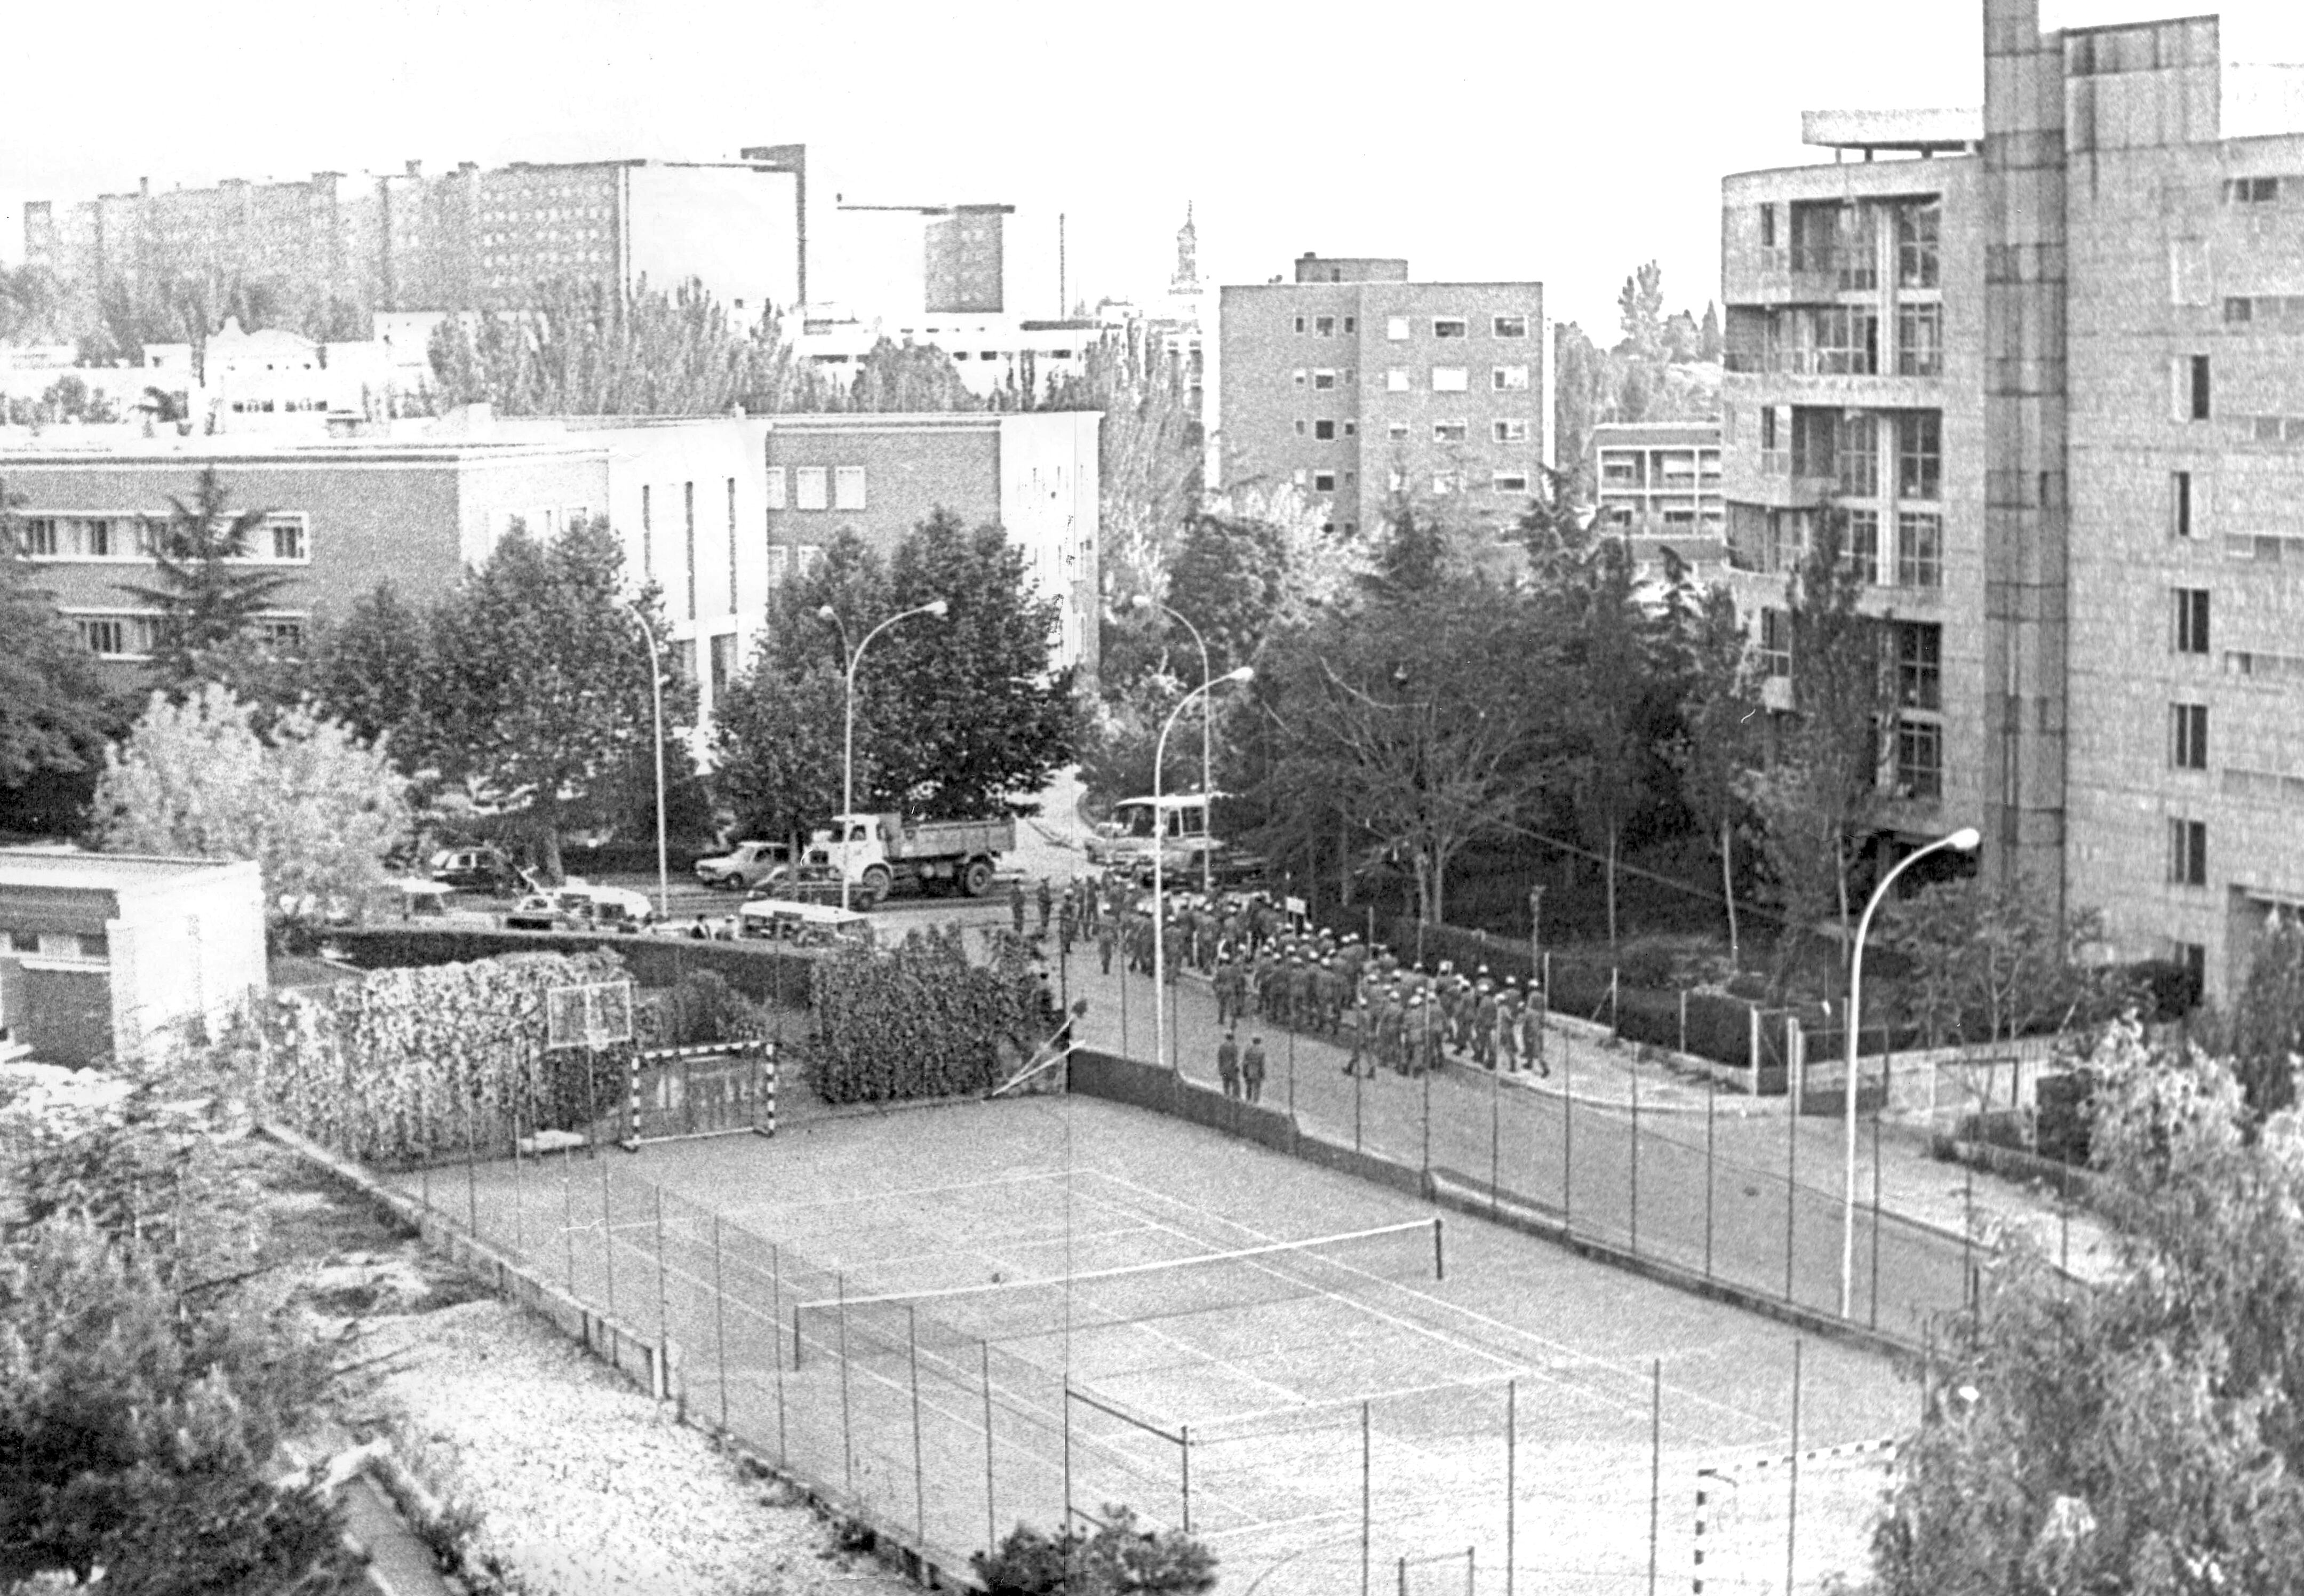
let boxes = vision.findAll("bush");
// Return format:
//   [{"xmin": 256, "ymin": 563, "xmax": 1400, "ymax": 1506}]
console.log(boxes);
[
  {"xmin": 807, "ymin": 925, "xmax": 1053, "ymax": 1105},
  {"xmin": 2034, "ymin": 1069, "xmax": 2096, "ymax": 1166},
  {"xmin": 636, "ymin": 969, "xmax": 770, "ymax": 1049},
  {"xmin": 2121, "ymin": 957, "xmax": 2203, "ymax": 1022},
  {"xmin": 971, "ymin": 1506, "xmax": 1216, "ymax": 1595}
]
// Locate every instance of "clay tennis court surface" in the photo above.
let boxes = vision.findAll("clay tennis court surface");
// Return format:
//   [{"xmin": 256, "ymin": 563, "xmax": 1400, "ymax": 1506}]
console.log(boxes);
[{"xmin": 408, "ymin": 1095, "xmax": 1909, "ymax": 1594}]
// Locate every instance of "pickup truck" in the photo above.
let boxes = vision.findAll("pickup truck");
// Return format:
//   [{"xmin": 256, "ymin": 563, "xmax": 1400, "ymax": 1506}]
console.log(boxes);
[
  {"xmin": 799, "ymin": 812, "xmax": 1015, "ymax": 905},
  {"xmin": 693, "ymin": 840, "xmax": 792, "ymax": 892}
]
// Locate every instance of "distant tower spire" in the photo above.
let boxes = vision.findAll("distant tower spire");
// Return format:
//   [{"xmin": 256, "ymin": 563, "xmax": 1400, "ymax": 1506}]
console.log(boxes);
[{"xmin": 1168, "ymin": 202, "xmax": 1200, "ymax": 296}]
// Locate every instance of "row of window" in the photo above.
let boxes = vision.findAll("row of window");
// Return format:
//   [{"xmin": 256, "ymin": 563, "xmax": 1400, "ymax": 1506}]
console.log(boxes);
[
  {"xmin": 1298, "ymin": 418, "xmax": 1537, "ymax": 444},
  {"xmin": 1754, "ymin": 198, "xmax": 1942, "ymax": 291},
  {"xmin": 1723, "ymin": 303, "xmax": 1943, "ymax": 378},
  {"xmin": 18, "ymin": 513, "xmax": 310, "ymax": 562},
  {"xmin": 1746, "ymin": 408, "xmax": 1943, "ymax": 501},
  {"xmin": 70, "ymin": 613, "xmax": 307, "ymax": 659},
  {"xmin": 762, "ymin": 467, "xmax": 868, "ymax": 513},
  {"xmin": 2222, "ymin": 295, "xmax": 2304, "ymax": 325},
  {"xmin": 1752, "ymin": 616, "xmax": 1945, "ymax": 796},
  {"xmin": 3, "ymin": 930, "xmax": 108, "ymax": 961},
  {"xmin": 1289, "ymin": 365, "xmax": 1536, "ymax": 393},
  {"xmin": 1291, "ymin": 314, "xmax": 1532, "ymax": 340}
]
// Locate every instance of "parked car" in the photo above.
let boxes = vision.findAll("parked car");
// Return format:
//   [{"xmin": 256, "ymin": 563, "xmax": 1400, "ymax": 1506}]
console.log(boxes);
[
  {"xmin": 429, "ymin": 846, "xmax": 531, "ymax": 896},
  {"xmin": 739, "ymin": 898, "xmax": 878, "ymax": 949},
  {"xmin": 504, "ymin": 891, "xmax": 583, "ymax": 931},
  {"xmin": 693, "ymin": 840, "xmax": 793, "ymax": 892}
]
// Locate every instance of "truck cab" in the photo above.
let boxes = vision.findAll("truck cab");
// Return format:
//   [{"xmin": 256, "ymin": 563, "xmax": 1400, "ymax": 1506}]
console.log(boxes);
[{"xmin": 801, "ymin": 811, "xmax": 1013, "ymax": 905}]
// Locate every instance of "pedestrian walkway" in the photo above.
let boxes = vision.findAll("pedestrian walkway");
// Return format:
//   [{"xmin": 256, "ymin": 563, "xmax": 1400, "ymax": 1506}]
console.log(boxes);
[{"xmin": 1040, "ymin": 928, "xmax": 2117, "ymax": 1343}]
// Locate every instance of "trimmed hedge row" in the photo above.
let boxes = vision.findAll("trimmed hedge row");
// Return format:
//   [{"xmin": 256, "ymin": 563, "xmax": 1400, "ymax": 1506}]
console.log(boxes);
[
  {"xmin": 806, "ymin": 925, "xmax": 1052, "ymax": 1104},
  {"xmin": 323, "ymin": 925, "xmax": 816, "ymax": 1008}
]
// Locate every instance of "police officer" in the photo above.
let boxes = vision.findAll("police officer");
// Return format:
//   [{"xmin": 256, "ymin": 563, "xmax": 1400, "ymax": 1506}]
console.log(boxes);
[
  {"xmin": 1037, "ymin": 876, "xmax": 1054, "ymax": 935},
  {"xmin": 1241, "ymin": 1034, "xmax": 1268, "ymax": 1105},
  {"xmin": 1471, "ymin": 979, "xmax": 1498, "ymax": 1071},
  {"xmin": 1011, "ymin": 879, "xmax": 1028, "ymax": 936},
  {"xmin": 1218, "ymin": 1029, "xmax": 1242, "ymax": 1099},
  {"xmin": 1496, "ymin": 979, "xmax": 1523, "ymax": 1073},
  {"xmin": 1096, "ymin": 915, "xmax": 1117, "ymax": 976}
]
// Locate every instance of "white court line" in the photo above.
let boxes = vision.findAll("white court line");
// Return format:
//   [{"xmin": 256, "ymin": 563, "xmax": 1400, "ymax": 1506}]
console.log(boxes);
[
  {"xmin": 1080, "ymin": 1164, "xmax": 1779, "ymax": 1445},
  {"xmin": 745, "ymin": 1166, "xmax": 1075, "ymax": 1215}
]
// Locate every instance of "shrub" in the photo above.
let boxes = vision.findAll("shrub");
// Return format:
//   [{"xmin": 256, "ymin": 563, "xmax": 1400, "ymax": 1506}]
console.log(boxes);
[
  {"xmin": 637, "ymin": 969, "xmax": 770, "ymax": 1049},
  {"xmin": 807, "ymin": 925, "xmax": 1054, "ymax": 1104},
  {"xmin": 972, "ymin": 1506, "xmax": 1216, "ymax": 1595}
]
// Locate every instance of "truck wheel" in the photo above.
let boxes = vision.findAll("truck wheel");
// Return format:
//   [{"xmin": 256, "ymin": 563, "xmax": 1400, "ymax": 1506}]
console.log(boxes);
[
  {"xmin": 962, "ymin": 858, "xmax": 993, "ymax": 897},
  {"xmin": 862, "ymin": 866, "xmax": 893, "ymax": 905}
]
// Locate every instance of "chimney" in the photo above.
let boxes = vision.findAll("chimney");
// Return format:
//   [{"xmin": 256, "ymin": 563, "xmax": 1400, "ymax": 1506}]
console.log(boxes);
[
  {"xmin": 139, "ymin": 177, "xmax": 149, "ymax": 196},
  {"xmin": 405, "ymin": 159, "xmax": 422, "ymax": 178}
]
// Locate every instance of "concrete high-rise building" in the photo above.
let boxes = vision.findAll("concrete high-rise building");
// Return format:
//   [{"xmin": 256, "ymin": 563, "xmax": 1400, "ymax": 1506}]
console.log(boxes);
[
  {"xmin": 1721, "ymin": 0, "xmax": 2304, "ymax": 1000},
  {"xmin": 26, "ymin": 149, "xmax": 807, "ymax": 332},
  {"xmin": 1219, "ymin": 254, "xmax": 1545, "ymax": 535}
]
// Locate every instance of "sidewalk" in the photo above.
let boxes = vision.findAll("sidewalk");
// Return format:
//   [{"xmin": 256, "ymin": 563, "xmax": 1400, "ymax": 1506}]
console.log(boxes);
[{"xmin": 1049, "ymin": 937, "xmax": 2119, "ymax": 1307}]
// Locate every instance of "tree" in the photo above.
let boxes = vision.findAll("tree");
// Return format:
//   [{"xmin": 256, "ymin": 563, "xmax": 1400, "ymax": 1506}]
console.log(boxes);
[
  {"xmin": 91, "ymin": 684, "xmax": 411, "ymax": 928},
  {"xmin": 1874, "ymin": 1019, "xmax": 2304, "ymax": 1593},
  {"xmin": 312, "ymin": 582, "xmax": 433, "ymax": 752},
  {"xmin": 714, "ymin": 513, "xmax": 1078, "ymax": 835},
  {"xmin": 2232, "ymin": 916, "xmax": 2304, "ymax": 1118},
  {"xmin": 1879, "ymin": 875, "xmax": 2131, "ymax": 1047},
  {"xmin": 1551, "ymin": 323, "xmax": 1606, "ymax": 500},
  {"xmin": 0, "ymin": 486, "xmax": 115, "ymax": 821},
  {"xmin": 1739, "ymin": 510, "xmax": 1896, "ymax": 983},
  {"xmin": 0, "ymin": 1217, "xmax": 353, "ymax": 1588},
  {"xmin": 1045, "ymin": 336, "xmax": 1201, "ymax": 610},
  {"xmin": 1616, "ymin": 261, "xmax": 1667, "ymax": 364},
  {"xmin": 422, "ymin": 517, "xmax": 679, "ymax": 881},
  {"xmin": 116, "ymin": 468, "xmax": 299, "ymax": 691},
  {"xmin": 1698, "ymin": 301, "xmax": 1724, "ymax": 363},
  {"xmin": 1671, "ymin": 582, "xmax": 1761, "ymax": 968},
  {"xmin": 1160, "ymin": 509, "xmax": 1290, "ymax": 678}
]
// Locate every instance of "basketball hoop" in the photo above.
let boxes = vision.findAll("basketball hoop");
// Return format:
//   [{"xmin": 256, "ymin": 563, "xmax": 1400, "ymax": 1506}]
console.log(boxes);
[{"xmin": 546, "ymin": 980, "xmax": 636, "ymax": 1051}]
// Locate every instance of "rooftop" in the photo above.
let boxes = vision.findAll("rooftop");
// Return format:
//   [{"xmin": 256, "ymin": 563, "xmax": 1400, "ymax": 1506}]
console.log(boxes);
[
  {"xmin": 1800, "ymin": 108, "xmax": 1984, "ymax": 153},
  {"xmin": 0, "ymin": 850, "xmax": 259, "ymax": 895}
]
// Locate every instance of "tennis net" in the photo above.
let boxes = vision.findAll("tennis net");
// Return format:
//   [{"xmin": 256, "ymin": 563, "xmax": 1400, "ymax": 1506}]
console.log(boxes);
[{"xmin": 791, "ymin": 1216, "xmax": 1445, "ymax": 1374}]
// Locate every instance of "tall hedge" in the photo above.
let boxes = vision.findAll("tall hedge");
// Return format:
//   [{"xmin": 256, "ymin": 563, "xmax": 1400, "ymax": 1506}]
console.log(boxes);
[
  {"xmin": 248, "ymin": 948, "xmax": 631, "ymax": 1164},
  {"xmin": 808, "ymin": 925, "xmax": 1050, "ymax": 1104}
]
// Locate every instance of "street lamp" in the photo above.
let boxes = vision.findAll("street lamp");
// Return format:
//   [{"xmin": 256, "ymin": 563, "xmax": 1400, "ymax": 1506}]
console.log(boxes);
[
  {"xmin": 1841, "ymin": 824, "xmax": 1981, "ymax": 1317},
  {"xmin": 625, "ymin": 604, "xmax": 670, "ymax": 923},
  {"xmin": 1153, "ymin": 665, "xmax": 1254, "ymax": 1076},
  {"xmin": 818, "ymin": 598, "xmax": 948, "ymax": 912},
  {"xmin": 1130, "ymin": 593, "xmax": 1217, "ymax": 897}
]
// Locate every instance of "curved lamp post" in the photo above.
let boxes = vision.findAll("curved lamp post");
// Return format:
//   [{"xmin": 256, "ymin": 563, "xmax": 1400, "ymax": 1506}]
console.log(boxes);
[
  {"xmin": 818, "ymin": 598, "xmax": 948, "ymax": 911},
  {"xmin": 1130, "ymin": 593, "xmax": 1216, "ymax": 897},
  {"xmin": 1153, "ymin": 665, "xmax": 1254, "ymax": 1076},
  {"xmin": 626, "ymin": 604, "xmax": 670, "ymax": 923},
  {"xmin": 1841, "ymin": 824, "xmax": 1982, "ymax": 1317}
]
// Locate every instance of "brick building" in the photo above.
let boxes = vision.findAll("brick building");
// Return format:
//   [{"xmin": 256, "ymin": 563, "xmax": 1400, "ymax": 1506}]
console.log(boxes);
[
  {"xmin": 1219, "ymin": 254, "xmax": 1548, "ymax": 536},
  {"xmin": 25, "ymin": 148, "xmax": 806, "ymax": 331},
  {"xmin": 1721, "ymin": 0, "xmax": 2304, "ymax": 1000}
]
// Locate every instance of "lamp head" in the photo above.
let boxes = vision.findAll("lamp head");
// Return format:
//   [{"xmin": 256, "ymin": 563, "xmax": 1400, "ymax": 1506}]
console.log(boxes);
[
  {"xmin": 923, "ymin": 598, "xmax": 950, "ymax": 619},
  {"xmin": 1225, "ymin": 665, "xmax": 1256, "ymax": 685},
  {"xmin": 816, "ymin": 604, "xmax": 838, "ymax": 623},
  {"xmin": 1947, "ymin": 826, "xmax": 1982, "ymax": 851}
]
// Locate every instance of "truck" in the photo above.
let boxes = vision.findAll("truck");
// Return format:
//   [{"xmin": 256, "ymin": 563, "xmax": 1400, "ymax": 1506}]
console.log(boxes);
[{"xmin": 795, "ymin": 812, "xmax": 1015, "ymax": 905}]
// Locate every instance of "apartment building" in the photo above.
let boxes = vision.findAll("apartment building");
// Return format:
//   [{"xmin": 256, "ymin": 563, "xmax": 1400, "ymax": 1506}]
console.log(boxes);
[
  {"xmin": 1592, "ymin": 420, "xmax": 1727, "ymax": 575},
  {"xmin": 25, "ymin": 148, "xmax": 806, "ymax": 330},
  {"xmin": 1722, "ymin": 0, "xmax": 2304, "ymax": 1000},
  {"xmin": 1219, "ymin": 255, "xmax": 1546, "ymax": 535}
]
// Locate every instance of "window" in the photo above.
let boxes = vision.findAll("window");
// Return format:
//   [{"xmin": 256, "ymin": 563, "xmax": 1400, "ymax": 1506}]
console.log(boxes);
[
  {"xmin": 1313, "ymin": 369, "xmax": 1337, "ymax": 390},
  {"xmin": 1896, "ymin": 411, "xmax": 1942, "ymax": 500},
  {"xmin": 74, "ymin": 615, "xmax": 151, "ymax": 658},
  {"xmin": 1313, "ymin": 472, "xmax": 1336, "ymax": 492},
  {"xmin": 1315, "ymin": 315, "xmax": 1336, "ymax": 336},
  {"xmin": 1759, "ymin": 204, "xmax": 1777, "ymax": 248},
  {"xmin": 1386, "ymin": 368, "xmax": 1409, "ymax": 392},
  {"xmin": 795, "ymin": 467, "xmax": 829, "ymax": 510},
  {"xmin": 1493, "ymin": 365, "xmax": 1531, "ymax": 391},
  {"xmin": 1797, "ymin": 306, "xmax": 1878, "ymax": 374},
  {"xmin": 834, "ymin": 467, "xmax": 866, "ymax": 510},
  {"xmin": 2225, "ymin": 296, "xmax": 2254, "ymax": 324},
  {"xmin": 1344, "ymin": 421, "xmax": 1357, "ymax": 437},
  {"xmin": 1493, "ymin": 315, "xmax": 1528, "ymax": 338},
  {"xmin": 78, "ymin": 932, "xmax": 108, "ymax": 961},
  {"xmin": 1433, "ymin": 420, "xmax": 1468, "ymax": 443},
  {"xmin": 1897, "ymin": 304, "xmax": 1943, "ymax": 377},
  {"xmin": 1791, "ymin": 408, "xmax": 1837, "ymax": 480},
  {"xmin": 1294, "ymin": 316, "xmax": 1306, "ymax": 333},
  {"xmin": 2171, "ymin": 703, "xmax": 2209, "ymax": 770},
  {"xmin": 2168, "ymin": 818, "xmax": 2208, "ymax": 887},
  {"xmin": 267, "ymin": 516, "xmax": 308, "ymax": 561},
  {"xmin": 1759, "ymin": 608, "xmax": 1791, "ymax": 677},
  {"xmin": 1431, "ymin": 367, "xmax": 1469, "ymax": 392},
  {"xmin": 1847, "ymin": 509, "xmax": 1880, "ymax": 583},
  {"xmin": 1895, "ymin": 201, "xmax": 1940, "ymax": 288},
  {"xmin": 764, "ymin": 467, "xmax": 787, "ymax": 510},
  {"xmin": 1790, "ymin": 201, "xmax": 1840, "ymax": 274},
  {"xmin": 1295, "ymin": 419, "xmax": 1308, "ymax": 435},
  {"xmin": 765, "ymin": 545, "xmax": 792, "ymax": 586},
  {"xmin": 709, "ymin": 632, "xmax": 737, "ymax": 699},
  {"xmin": 1293, "ymin": 370, "xmax": 1307, "ymax": 389},
  {"xmin": 260, "ymin": 616, "xmax": 306, "ymax": 651},
  {"xmin": 1344, "ymin": 316, "xmax": 1357, "ymax": 333},
  {"xmin": 1388, "ymin": 422, "xmax": 1410, "ymax": 441},
  {"xmin": 1838, "ymin": 412, "xmax": 1878, "ymax": 496},
  {"xmin": 2171, "ymin": 470, "xmax": 2195, "ymax": 538},
  {"xmin": 2174, "ymin": 587, "xmax": 2211, "ymax": 654},
  {"xmin": 1894, "ymin": 622, "xmax": 1942, "ymax": 711},
  {"xmin": 20, "ymin": 516, "xmax": 56, "ymax": 557},
  {"xmin": 795, "ymin": 544, "xmax": 826, "ymax": 576},
  {"xmin": 1492, "ymin": 470, "xmax": 1530, "ymax": 492},
  {"xmin": 1895, "ymin": 721, "xmax": 1943, "ymax": 800},
  {"xmin": 1493, "ymin": 419, "xmax": 1529, "ymax": 443},
  {"xmin": 1314, "ymin": 419, "xmax": 1336, "ymax": 440},
  {"xmin": 1433, "ymin": 317, "xmax": 1467, "ymax": 339},
  {"xmin": 1896, "ymin": 512, "xmax": 1943, "ymax": 588},
  {"xmin": 2179, "ymin": 355, "xmax": 2212, "ymax": 421},
  {"xmin": 2225, "ymin": 177, "xmax": 2279, "ymax": 204},
  {"xmin": 1386, "ymin": 316, "xmax": 1410, "ymax": 340}
]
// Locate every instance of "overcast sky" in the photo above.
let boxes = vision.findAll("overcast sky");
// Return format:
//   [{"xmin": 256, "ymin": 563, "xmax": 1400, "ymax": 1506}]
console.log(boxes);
[{"xmin": 6, "ymin": 0, "xmax": 2303, "ymax": 334}]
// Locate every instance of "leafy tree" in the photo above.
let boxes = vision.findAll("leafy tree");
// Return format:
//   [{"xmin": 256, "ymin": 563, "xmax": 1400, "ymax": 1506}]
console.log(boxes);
[
  {"xmin": 2232, "ymin": 916, "xmax": 2304, "ymax": 1118},
  {"xmin": 1878, "ymin": 875, "xmax": 2131, "ymax": 1047},
  {"xmin": 714, "ymin": 514, "xmax": 1077, "ymax": 836},
  {"xmin": 820, "ymin": 337, "xmax": 980, "ymax": 412},
  {"xmin": 313, "ymin": 582, "xmax": 433, "ymax": 752},
  {"xmin": 1875, "ymin": 1019, "xmax": 2304, "ymax": 1593},
  {"xmin": 1045, "ymin": 336, "xmax": 1201, "ymax": 609},
  {"xmin": 0, "ymin": 1217, "xmax": 352, "ymax": 1587},
  {"xmin": 973, "ymin": 1505, "xmax": 1216, "ymax": 1595},
  {"xmin": 1160, "ymin": 510, "xmax": 1289, "ymax": 678},
  {"xmin": 0, "ymin": 487, "xmax": 115, "ymax": 824},
  {"xmin": 116, "ymin": 468, "xmax": 299, "ymax": 691},
  {"xmin": 1616, "ymin": 261, "xmax": 1668, "ymax": 364},
  {"xmin": 1551, "ymin": 324, "xmax": 1606, "ymax": 500},
  {"xmin": 91, "ymin": 684, "xmax": 411, "ymax": 928},
  {"xmin": 1670, "ymin": 582, "xmax": 1761, "ymax": 968},
  {"xmin": 422, "ymin": 517, "xmax": 679, "ymax": 881}
]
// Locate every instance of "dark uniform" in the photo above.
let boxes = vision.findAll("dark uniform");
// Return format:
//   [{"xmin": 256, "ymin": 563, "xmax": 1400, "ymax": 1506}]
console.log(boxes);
[
  {"xmin": 1010, "ymin": 880, "xmax": 1028, "ymax": 935},
  {"xmin": 1241, "ymin": 1036, "xmax": 1268, "ymax": 1105},
  {"xmin": 1218, "ymin": 1032, "xmax": 1242, "ymax": 1099}
]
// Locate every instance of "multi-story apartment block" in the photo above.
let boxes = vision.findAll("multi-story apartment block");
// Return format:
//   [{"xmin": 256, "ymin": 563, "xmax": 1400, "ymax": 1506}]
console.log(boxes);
[
  {"xmin": 1723, "ymin": 0, "xmax": 2304, "ymax": 1000},
  {"xmin": 25, "ymin": 148, "xmax": 806, "ymax": 331},
  {"xmin": 1592, "ymin": 420, "xmax": 1727, "ymax": 574},
  {"xmin": 1219, "ymin": 255, "xmax": 1546, "ymax": 536}
]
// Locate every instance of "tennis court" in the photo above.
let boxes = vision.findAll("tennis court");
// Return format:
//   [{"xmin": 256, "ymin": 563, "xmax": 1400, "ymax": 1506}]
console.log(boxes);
[{"xmin": 398, "ymin": 1094, "xmax": 1911, "ymax": 1594}]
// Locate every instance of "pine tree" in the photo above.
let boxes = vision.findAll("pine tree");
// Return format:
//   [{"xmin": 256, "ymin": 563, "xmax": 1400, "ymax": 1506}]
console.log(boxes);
[{"xmin": 115, "ymin": 468, "xmax": 298, "ymax": 691}]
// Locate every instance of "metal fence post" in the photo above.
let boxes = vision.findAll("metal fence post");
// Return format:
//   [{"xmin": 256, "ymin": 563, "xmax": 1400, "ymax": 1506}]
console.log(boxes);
[
  {"xmin": 1704, "ymin": 1073, "xmax": 1717, "ymax": 1280},
  {"xmin": 1630, "ymin": 1048, "xmax": 1641, "ymax": 1258},
  {"xmin": 909, "ymin": 1306, "xmax": 927, "ymax": 1543},
  {"xmin": 511, "ymin": 1112, "xmax": 524, "ymax": 1257},
  {"xmin": 982, "ymin": 1338, "xmax": 997, "ymax": 1552},
  {"xmin": 1870, "ymin": 1104, "xmax": 1884, "ymax": 1331},
  {"xmin": 1361, "ymin": 1400, "xmax": 1373, "ymax": 1596},
  {"xmin": 1562, "ymin": 1038, "xmax": 1574, "ymax": 1231},
  {"xmin": 713, "ymin": 1213, "xmax": 729, "ymax": 1432},
  {"xmin": 1787, "ymin": 1338, "xmax": 1804, "ymax": 1596},
  {"xmin": 1505, "ymin": 1377, "xmax": 1518, "ymax": 1596},
  {"xmin": 562, "ymin": 1149, "xmax": 576, "ymax": 1290},
  {"xmin": 1648, "ymin": 1358, "xmax": 1662, "ymax": 1596},
  {"xmin": 771, "ymin": 1242, "xmax": 787, "ymax": 1464},
  {"xmin": 464, "ymin": 1096, "xmax": 479, "ymax": 1238},
  {"xmin": 1181, "ymin": 1423, "xmax": 1192, "ymax": 1535},
  {"xmin": 601, "ymin": 1152, "xmax": 616, "ymax": 1319},
  {"xmin": 838, "ymin": 1273, "xmax": 855, "ymax": 1493},
  {"xmin": 1785, "ymin": 1055, "xmax": 1798, "ymax": 1304},
  {"xmin": 655, "ymin": 1184, "xmax": 668, "ymax": 1351}
]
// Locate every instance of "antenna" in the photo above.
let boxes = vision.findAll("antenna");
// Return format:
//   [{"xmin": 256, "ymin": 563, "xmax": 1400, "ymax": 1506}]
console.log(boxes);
[{"xmin": 1059, "ymin": 212, "xmax": 1067, "ymax": 317}]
